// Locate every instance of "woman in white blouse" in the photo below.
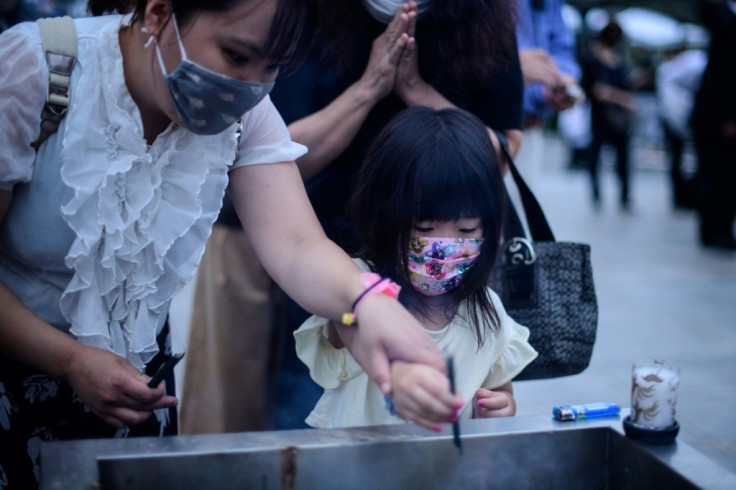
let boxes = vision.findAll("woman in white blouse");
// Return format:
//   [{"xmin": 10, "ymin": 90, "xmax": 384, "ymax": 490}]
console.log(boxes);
[{"xmin": 0, "ymin": 0, "xmax": 455, "ymax": 486}]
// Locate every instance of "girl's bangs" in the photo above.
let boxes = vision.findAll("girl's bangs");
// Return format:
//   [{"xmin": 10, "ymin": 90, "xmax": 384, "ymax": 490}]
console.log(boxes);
[{"xmin": 414, "ymin": 156, "xmax": 495, "ymax": 223}]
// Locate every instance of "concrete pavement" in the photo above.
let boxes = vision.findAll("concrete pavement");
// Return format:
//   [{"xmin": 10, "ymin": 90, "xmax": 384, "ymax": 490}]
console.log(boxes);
[{"xmin": 511, "ymin": 134, "xmax": 736, "ymax": 475}]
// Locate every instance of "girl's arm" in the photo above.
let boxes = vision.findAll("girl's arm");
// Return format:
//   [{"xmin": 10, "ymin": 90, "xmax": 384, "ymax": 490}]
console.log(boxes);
[
  {"xmin": 228, "ymin": 161, "xmax": 446, "ymax": 397},
  {"xmin": 0, "ymin": 191, "xmax": 176, "ymax": 428},
  {"xmin": 290, "ymin": 5, "xmax": 415, "ymax": 180},
  {"xmin": 473, "ymin": 382, "xmax": 517, "ymax": 418}
]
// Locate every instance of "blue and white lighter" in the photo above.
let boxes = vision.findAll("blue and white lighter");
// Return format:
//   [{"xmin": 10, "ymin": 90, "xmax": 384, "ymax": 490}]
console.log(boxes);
[{"xmin": 553, "ymin": 402, "xmax": 621, "ymax": 421}]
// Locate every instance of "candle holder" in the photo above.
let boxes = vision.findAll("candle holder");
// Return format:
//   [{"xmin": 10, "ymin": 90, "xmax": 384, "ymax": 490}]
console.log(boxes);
[{"xmin": 623, "ymin": 359, "xmax": 680, "ymax": 444}]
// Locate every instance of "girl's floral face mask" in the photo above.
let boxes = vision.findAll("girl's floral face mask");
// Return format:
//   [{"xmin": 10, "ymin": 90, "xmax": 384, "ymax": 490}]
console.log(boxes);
[{"xmin": 407, "ymin": 237, "xmax": 484, "ymax": 296}]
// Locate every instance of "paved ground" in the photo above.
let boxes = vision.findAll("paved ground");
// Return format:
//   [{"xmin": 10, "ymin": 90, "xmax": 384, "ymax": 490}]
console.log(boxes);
[
  {"xmin": 510, "ymin": 135, "xmax": 736, "ymax": 475},
  {"xmin": 170, "ymin": 133, "xmax": 736, "ymax": 475}
]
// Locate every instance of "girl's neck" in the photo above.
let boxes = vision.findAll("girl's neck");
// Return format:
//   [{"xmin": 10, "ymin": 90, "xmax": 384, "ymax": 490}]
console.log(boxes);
[{"xmin": 416, "ymin": 295, "xmax": 457, "ymax": 331}]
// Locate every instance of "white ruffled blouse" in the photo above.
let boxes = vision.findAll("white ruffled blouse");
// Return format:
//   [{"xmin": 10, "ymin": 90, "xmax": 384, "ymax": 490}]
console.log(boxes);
[
  {"xmin": 0, "ymin": 16, "xmax": 306, "ymax": 370},
  {"xmin": 294, "ymin": 260, "xmax": 538, "ymax": 429}
]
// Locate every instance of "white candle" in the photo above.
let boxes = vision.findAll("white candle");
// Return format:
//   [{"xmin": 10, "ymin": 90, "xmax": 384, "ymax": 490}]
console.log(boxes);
[{"xmin": 630, "ymin": 360, "xmax": 680, "ymax": 429}]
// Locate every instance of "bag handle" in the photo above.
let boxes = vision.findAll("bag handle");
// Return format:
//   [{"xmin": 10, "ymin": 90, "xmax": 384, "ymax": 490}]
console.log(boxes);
[
  {"xmin": 495, "ymin": 131, "xmax": 555, "ymax": 243},
  {"xmin": 32, "ymin": 16, "xmax": 77, "ymax": 150}
]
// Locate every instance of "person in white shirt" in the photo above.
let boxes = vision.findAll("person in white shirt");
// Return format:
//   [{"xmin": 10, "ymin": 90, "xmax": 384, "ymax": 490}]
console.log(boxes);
[{"xmin": 0, "ymin": 1, "xmax": 452, "ymax": 486}]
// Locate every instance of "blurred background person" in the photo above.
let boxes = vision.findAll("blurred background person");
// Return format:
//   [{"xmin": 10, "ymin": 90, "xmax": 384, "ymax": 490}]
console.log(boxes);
[
  {"xmin": 655, "ymin": 42, "xmax": 706, "ymax": 211},
  {"xmin": 1, "ymin": 0, "xmax": 86, "ymax": 32},
  {"xmin": 689, "ymin": 0, "xmax": 736, "ymax": 251},
  {"xmin": 514, "ymin": 0, "xmax": 581, "ymax": 188},
  {"xmin": 580, "ymin": 19, "xmax": 637, "ymax": 211}
]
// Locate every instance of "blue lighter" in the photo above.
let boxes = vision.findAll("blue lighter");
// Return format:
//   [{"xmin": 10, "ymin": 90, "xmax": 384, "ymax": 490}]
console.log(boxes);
[{"xmin": 553, "ymin": 402, "xmax": 621, "ymax": 421}]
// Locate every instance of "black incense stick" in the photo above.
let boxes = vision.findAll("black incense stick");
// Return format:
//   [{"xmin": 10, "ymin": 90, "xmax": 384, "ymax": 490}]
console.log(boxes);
[{"xmin": 447, "ymin": 355, "xmax": 462, "ymax": 455}]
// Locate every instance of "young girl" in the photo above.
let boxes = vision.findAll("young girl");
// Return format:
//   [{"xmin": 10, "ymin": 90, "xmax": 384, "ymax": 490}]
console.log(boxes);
[{"xmin": 295, "ymin": 107, "xmax": 538, "ymax": 431}]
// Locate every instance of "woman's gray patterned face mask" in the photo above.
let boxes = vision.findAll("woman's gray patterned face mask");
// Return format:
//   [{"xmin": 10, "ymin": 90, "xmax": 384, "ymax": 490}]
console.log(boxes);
[{"xmin": 152, "ymin": 14, "xmax": 274, "ymax": 135}]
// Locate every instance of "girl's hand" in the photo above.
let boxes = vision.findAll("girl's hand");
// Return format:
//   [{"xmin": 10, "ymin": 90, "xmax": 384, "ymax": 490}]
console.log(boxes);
[
  {"xmin": 358, "ymin": 2, "xmax": 416, "ymax": 102},
  {"xmin": 390, "ymin": 360, "xmax": 463, "ymax": 431},
  {"xmin": 63, "ymin": 344, "xmax": 178, "ymax": 428},
  {"xmin": 335, "ymin": 293, "xmax": 444, "ymax": 394},
  {"xmin": 473, "ymin": 383, "xmax": 516, "ymax": 418}
]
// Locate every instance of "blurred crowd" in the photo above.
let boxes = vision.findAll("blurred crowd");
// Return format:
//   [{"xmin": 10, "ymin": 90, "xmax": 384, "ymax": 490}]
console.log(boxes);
[
  {"xmin": 556, "ymin": 3, "xmax": 735, "ymax": 250},
  {"xmin": 0, "ymin": 0, "xmax": 85, "ymax": 30}
]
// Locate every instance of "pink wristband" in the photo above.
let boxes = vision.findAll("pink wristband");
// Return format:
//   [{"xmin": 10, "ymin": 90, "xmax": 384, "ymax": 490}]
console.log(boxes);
[{"xmin": 341, "ymin": 273, "xmax": 401, "ymax": 326}]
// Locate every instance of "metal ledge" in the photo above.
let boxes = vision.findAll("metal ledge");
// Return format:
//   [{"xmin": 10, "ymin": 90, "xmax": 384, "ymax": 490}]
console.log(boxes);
[{"xmin": 40, "ymin": 409, "xmax": 736, "ymax": 489}]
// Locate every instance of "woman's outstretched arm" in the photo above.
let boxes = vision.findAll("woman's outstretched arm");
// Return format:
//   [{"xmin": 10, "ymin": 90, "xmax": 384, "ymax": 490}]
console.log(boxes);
[{"xmin": 228, "ymin": 161, "xmax": 448, "ymax": 400}]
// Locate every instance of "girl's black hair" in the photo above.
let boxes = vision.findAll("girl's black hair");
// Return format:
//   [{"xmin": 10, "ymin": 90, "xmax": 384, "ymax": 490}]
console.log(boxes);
[
  {"xmin": 314, "ymin": 0, "xmax": 518, "ymax": 87},
  {"xmin": 351, "ymin": 106, "xmax": 507, "ymax": 346},
  {"xmin": 87, "ymin": 0, "xmax": 311, "ymax": 70}
]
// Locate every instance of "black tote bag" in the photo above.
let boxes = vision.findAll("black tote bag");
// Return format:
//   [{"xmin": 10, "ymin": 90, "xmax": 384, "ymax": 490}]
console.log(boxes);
[{"xmin": 493, "ymin": 138, "xmax": 598, "ymax": 380}]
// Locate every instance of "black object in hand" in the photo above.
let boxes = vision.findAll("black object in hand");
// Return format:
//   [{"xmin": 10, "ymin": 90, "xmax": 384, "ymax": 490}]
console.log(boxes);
[
  {"xmin": 147, "ymin": 353, "xmax": 185, "ymax": 388},
  {"xmin": 447, "ymin": 355, "xmax": 462, "ymax": 455}
]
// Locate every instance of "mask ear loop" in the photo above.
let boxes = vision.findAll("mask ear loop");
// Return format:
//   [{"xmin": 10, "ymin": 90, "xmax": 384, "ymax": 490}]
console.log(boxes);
[
  {"xmin": 169, "ymin": 13, "xmax": 189, "ymax": 62},
  {"xmin": 142, "ymin": 27, "xmax": 155, "ymax": 49},
  {"xmin": 145, "ymin": 13, "xmax": 188, "ymax": 74}
]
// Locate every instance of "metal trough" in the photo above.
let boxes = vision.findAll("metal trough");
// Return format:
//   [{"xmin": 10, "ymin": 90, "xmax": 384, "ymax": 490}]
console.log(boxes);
[{"xmin": 41, "ymin": 411, "xmax": 736, "ymax": 489}]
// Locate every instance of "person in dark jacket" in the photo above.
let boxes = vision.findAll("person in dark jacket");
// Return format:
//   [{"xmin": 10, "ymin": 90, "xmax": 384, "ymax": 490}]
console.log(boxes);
[{"xmin": 689, "ymin": 1, "xmax": 736, "ymax": 250}]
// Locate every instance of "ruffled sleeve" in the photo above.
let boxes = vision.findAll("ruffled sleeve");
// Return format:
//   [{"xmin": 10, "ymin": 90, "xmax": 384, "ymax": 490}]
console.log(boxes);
[
  {"xmin": 232, "ymin": 95, "xmax": 306, "ymax": 168},
  {"xmin": 481, "ymin": 290, "xmax": 538, "ymax": 389},
  {"xmin": 0, "ymin": 23, "xmax": 47, "ymax": 190},
  {"xmin": 294, "ymin": 315, "xmax": 364, "ymax": 389}
]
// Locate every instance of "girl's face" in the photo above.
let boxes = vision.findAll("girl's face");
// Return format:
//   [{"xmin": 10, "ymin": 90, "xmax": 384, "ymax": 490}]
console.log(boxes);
[
  {"xmin": 407, "ymin": 217, "xmax": 484, "ymax": 297},
  {"xmin": 413, "ymin": 217, "xmax": 483, "ymax": 239}
]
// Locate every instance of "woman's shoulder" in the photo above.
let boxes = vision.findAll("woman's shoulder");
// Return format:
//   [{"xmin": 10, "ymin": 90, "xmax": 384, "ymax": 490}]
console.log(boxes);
[
  {"xmin": 73, "ymin": 14, "xmax": 126, "ymax": 38},
  {"xmin": 0, "ymin": 17, "xmax": 42, "ymax": 49},
  {"xmin": 0, "ymin": 21, "xmax": 46, "ymax": 189}
]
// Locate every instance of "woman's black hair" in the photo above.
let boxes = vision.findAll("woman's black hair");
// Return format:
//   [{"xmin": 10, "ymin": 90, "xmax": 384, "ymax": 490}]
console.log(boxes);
[
  {"xmin": 87, "ymin": 0, "xmax": 311, "ymax": 70},
  {"xmin": 351, "ymin": 106, "xmax": 507, "ymax": 345},
  {"xmin": 314, "ymin": 0, "xmax": 518, "ymax": 87}
]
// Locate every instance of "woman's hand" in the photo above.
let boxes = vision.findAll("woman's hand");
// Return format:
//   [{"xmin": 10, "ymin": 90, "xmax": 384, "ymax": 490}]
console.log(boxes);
[
  {"xmin": 393, "ymin": 3, "xmax": 424, "ymax": 104},
  {"xmin": 473, "ymin": 383, "xmax": 516, "ymax": 418},
  {"xmin": 358, "ymin": 2, "xmax": 415, "ymax": 102},
  {"xmin": 334, "ymin": 293, "xmax": 444, "ymax": 395},
  {"xmin": 63, "ymin": 344, "xmax": 178, "ymax": 428},
  {"xmin": 390, "ymin": 360, "xmax": 463, "ymax": 431},
  {"xmin": 392, "ymin": 6, "xmax": 456, "ymax": 110}
]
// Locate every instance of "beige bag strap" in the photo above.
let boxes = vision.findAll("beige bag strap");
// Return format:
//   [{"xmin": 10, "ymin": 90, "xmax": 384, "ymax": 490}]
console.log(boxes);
[{"xmin": 32, "ymin": 16, "xmax": 78, "ymax": 150}]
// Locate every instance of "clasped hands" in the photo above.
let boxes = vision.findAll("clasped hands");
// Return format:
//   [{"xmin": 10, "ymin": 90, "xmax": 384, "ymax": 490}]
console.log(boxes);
[{"xmin": 359, "ymin": 1, "xmax": 429, "ymax": 107}]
